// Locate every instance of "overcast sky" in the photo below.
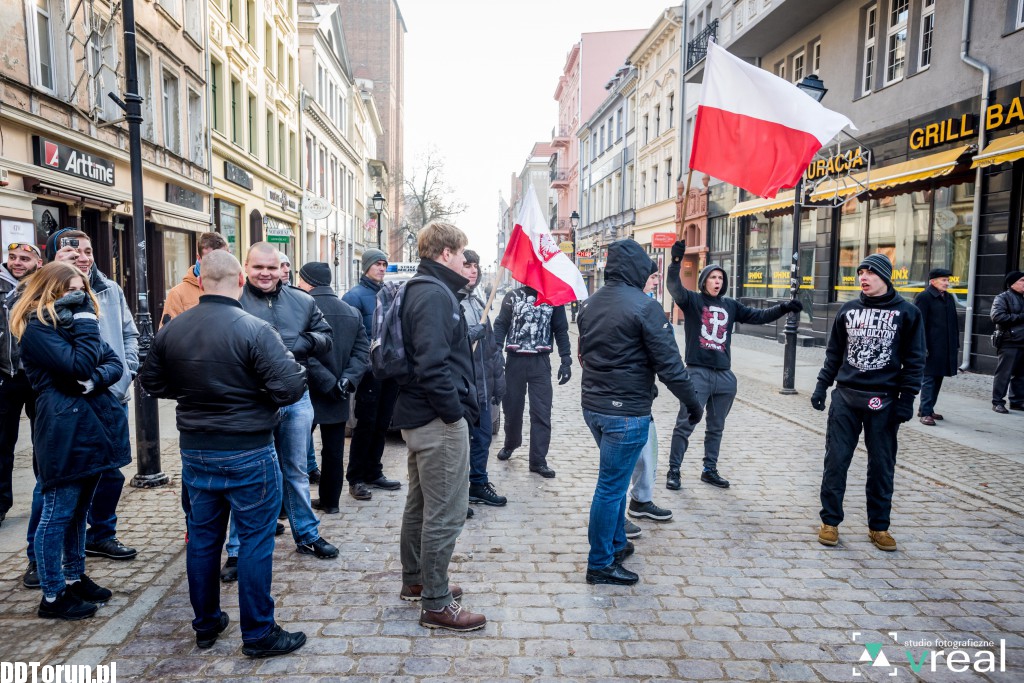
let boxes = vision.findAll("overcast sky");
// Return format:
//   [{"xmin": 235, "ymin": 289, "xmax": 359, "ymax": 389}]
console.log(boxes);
[{"xmin": 401, "ymin": 0, "xmax": 678, "ymax": 265}]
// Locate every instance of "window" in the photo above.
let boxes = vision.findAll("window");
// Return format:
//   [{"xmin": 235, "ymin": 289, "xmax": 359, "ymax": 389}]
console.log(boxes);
[
  {"xmin": 812, "ymin": 41, "xmax": 821, "ymax": 73},
  {"xmin": 184, "ymin": 0, "xmax": 203, "ymax": 41},
  {"xmin": 792, "ymin": 49, "xmax": 805, "ymax": 83},
  {"xmin": 665, "ymin": 159, "xmax": 673, "ymax": 201},
  {"xmin": 162, "ymin": 71, "xmax": 180, "ymax": 154},
  {"xmin": 668, "ymin": 93, "xmax": 674, "ymax": 128},
  {"xmin": 138, "ymin": 50, "xmax": 155, "ymax": 140},
  {"xmin": 278, "ymin": 122, "xmax": 286, "ymax": 177},
  {"xmin": 640, "ymin": 172, "xmax": 647, "ymax": 206},
  {"xmin": 266, "ymin": 111, "xmax": 274, "ymax": 168},
  {"xmin": 228, "ymin": 0, "xmax": 238, "ymax": 26},
  {"xmin": 616, "ymin": 107, "xmax": 623, "ymax": 139},
  {"xmin": 919, "ymin": 0, "xmax": 935, "ymax": 69},
  {"xmin": 277, "ymin": 41, "xmax": 285, "ymax": 85},
  {"xmin": 157, "ymin": 0, "xmax": 180, "ymax": 21},
  {"xmin": 210, "ymin": 59, "xmax": 223, "ymax": 133},
  {"xmin": 652, "ymin": 165, "xmax": 658, "ymax": 202},
  {"xmin": 265, "ymin": 25, "xmax": 273, "ymax": 70},
  {"xmin": 248, "ymin": 93, "xmax": 257, "ymax": 155},
  {"xmin": 885, "ymin": 0, "xmax": 908, "ymax": 84},
  {"xmin": 775, "ymin": 61, "xmax": 786, "ymax": 81},
  {"xmin": 318, "ymin": 146, "xmax": 326, "ymax": 198},
  {"xmin": 246, "ymin": 0, "xmax": 256, "ymax": 44},
  {"xmin": 643, "ymin": 115, "xmax": 649, "ymax": 144},
  {"xmin": 598, "ymin": 125, "xmax": 605, "ymax": 153},
  {"xmin": 654, "ymin": 105, "xmax": 661, "ymax": 137},
  {"xmin": 230, "ymin": 77, "xmax": 241, "ymax": 144},
  {"xmin": 305, "ymin": 136, "xmax": 313, "ymax": 190},
  {"xmin": 32, "ymin": 0, "xmax": 56, "ymax": 91},
  {"xmin": 215, "ymin": 199, "xmax": 240, "ymax": 258},
  {"xmin": 287, "ymin": 55, "xmax": 295, "ymax": 93},
  {"xmin": 1018, "ymin": 0, "xmax": 1024, "ymax": 30},
  {"xmin": 290, "ymin": 131, "xmax": 298, "ymax": 181},
  {"xmin": 862, "ymin": 4, "xmax": 877, "ymax": 94},
  {"xmin": 188, "ymin": 88, "xmax": 204, "ymax": 165},
  {"xmin": 88, "ymin": 15, "xmax": 120, "ymax": 121}
]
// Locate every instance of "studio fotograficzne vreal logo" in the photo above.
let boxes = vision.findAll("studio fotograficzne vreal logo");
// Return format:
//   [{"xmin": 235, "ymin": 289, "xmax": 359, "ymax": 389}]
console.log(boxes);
[{"xmin": 851, "ymin": 631, "xmax": 1008, "ymax": 677}]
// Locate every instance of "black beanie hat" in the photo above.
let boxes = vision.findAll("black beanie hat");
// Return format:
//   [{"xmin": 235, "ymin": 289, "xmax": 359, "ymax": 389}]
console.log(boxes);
[
  {"xmin": 858, "ymin": 253, "xmax": 893, "ymax": 286},
  {"xmin": 299, "ymin": 261, "xmax": 332, "ymax": 287},
  {"xmin": 463, "ymin": 249, "xmax": 480, "ymax": 265},
  {"xmin": 1005, "ymin": 270, "xmax": 1024, "ymax": 290}
]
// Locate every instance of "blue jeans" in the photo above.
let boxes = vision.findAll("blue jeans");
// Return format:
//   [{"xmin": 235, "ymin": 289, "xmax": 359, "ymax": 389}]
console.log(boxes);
[
  {"xmin": 35, "ymin": 476, "xmax": 100, "ymax": 597},
  {"xmin": 182, "ymin": 444, "xmax": 281, "ymax": 643},
  {"xmin": 86, "ymin": 402, "xmax": 130, "ymax": 544},
  {"xmin": 583, "ymin": 409, "xmax": 651, "ymax": 570},
  {"xmin": 469, "ymin": 401, "xmax": 492, "ymax": 486},
  {"xmin": 306, "ymin": 433, "xmax": 317, "ymax": 474},
  {"xmin": 918, "ymin": 375, "xmax": 944, "ymax": 416}
]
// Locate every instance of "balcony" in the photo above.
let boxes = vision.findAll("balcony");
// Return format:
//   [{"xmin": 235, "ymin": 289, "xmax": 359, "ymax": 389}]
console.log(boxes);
[
  {"xmin": 721, "ymin": 1, "xmax": 835, "ymax": 60},
  {"xmin": 550, "ymin": 167, "xmax": 569, "ymax": 188},
  {"xmin": 552, "ymin": 125, "xmax": 571, "ymax": 148},
  {"xmin": 684, "ymin": 19, "xmax": 717, "ymax": 83}
]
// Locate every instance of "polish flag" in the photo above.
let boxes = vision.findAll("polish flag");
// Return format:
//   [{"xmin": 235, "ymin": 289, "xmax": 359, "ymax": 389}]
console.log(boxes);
[
  {"xmin": 501, "ymin": 185, "xmax": 588, "ymax": 306},
  {"xmin": 690, "ymin": 41, "xmax": 855, "ymax": 198}
]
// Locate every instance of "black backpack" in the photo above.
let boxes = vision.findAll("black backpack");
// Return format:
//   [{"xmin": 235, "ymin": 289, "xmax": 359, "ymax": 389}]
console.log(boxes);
[{"xmin": 369, "ymin": 275, "xmax": 459, "ymax": 382}]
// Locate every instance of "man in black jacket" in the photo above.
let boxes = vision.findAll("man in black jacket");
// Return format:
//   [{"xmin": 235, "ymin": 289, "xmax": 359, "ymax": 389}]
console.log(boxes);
[
  {"xmin": 665, "ymin": 240, "xmax": 801, "ymax": 490},
  {"xmin": 913, "ymin": 267, "xmax": 959, "ymax": 425},
  {"xmin": 578, "ymin": 240, "xmax": 703, "ymax": 586},
  {"xmin": 393, "ymin": 221, "xmax": 485, "ymax": 632},
  {"xmin": 141, "ymin": 250, "xmax": 307, "ymax": 657},
  {"xmin": 812, "ymin": 253, "xmax": 925, "ymax": 552},
  {"xmin": 239, "ymin": 242, "xmax": 337, "ymax": 562},
  {"xmin": 296, "ymin": 262, "xmax": 369, "ymax": 514},
  {"xmin": 991, "ymin": 269, "xmax": 1024, "ymax": 413}
]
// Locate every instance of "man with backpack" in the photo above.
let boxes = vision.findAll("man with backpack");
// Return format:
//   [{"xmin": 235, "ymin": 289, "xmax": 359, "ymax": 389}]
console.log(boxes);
[{"xmin": 390, "ymin": 221, "xmax": 485, "ymax": 632}]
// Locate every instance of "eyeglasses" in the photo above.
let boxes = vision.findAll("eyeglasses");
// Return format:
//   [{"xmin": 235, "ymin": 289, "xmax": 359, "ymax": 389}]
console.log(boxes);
[{"xmin": 8, "ymin": 243, "xmax": 40, "ymax": 255}]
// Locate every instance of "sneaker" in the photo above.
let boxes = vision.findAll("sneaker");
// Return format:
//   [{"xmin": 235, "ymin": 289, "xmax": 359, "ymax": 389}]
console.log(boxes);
[
  {"xmin": 23, "ymin": 561, "xmax": 40, "ymax": 589},
  {"xmin": 585, "ymin": 563, "xmax": 639, "ymax": 586},
  {"xmin": 349, "ymin": 483, "xmax": 372, "ymax": 501},
  {"xmin": 469, "ymin": 482, "xmax": 507, "ymax": 507},
  {"xmin": 666, "ymin": 468, "xmax": 681, "ymax": 491},
  {"xmin": 38, "ymin": 589, "xmax": 97, "ymax": 621},
  {"xmin": 242, "ymin": 624, "xmax": 307, "ymax": 658},
  {"xmin": 613, "ymin": 541, "xmax": 634, "ymax": 563},
  {"xmin": 400, "ymin": 583, "xmax": 463, "ymax": 602},
  {"xmin": 307, "ymin": 468, "xmax": 321, "ymax": 485},
  {"xmin": 84, "ymin": 537, "xmax": 137, "ymax": 560},
  {"xmin": 627, "ymin": 499, "xmax": 673, "ymax": 521},
  {"xmin": 220, "ymin": 557, "xmax": 239, "ymax": 583},
  {"xmin": 700, "ymin": 469, "xmax": 730, "ymax": 488},
  {"xmin": 496, "ymin": 448, "xmax": 514, "ymax": 461},
  {"xmin": 818, "ymin": 524, "xmax": 839, "ymax": 547},
  {"xmin": 67, "ymin": 574, "xmax": 112, "ymax": 603},
  {"xmin": 196, "ymin": 613, "xmax": 230, "ymax": 649},
  {"xmin": 624, "ymin": 519, "xmax": 642, "ymax": 539},
  {"xmin": 367, "ymin": 476, "xmax": 402, "ymax": 490},
  {"xmin": 419, "ymin": 601, "xmax": 486, "ymax": 631},
  {"xmin": 869, "ymin": 529, "xmax": 897, "ymax": 552},
  {"xmin": 296, "ymin": 537, "xmax": 339, "ymax": 559}
]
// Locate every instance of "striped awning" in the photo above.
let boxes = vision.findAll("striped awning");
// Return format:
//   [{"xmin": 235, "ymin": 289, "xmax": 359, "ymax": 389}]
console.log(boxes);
[{"xmin": 971, "ymin": 132, "xmax": 1024, "ymax": 168}]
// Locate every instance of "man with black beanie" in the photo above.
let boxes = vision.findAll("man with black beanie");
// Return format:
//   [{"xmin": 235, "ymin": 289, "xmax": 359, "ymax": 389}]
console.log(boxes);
[
  {"xmin": 913, "ymin": 267, "xmax": 959, "ymax": 424},
  {"xmin": 991, "ymin": 269, "xmax": 1024, "ymax": 413},
  {"xmin": 812, "ymin": 253, "xmax": 925, "ymax": 552}
]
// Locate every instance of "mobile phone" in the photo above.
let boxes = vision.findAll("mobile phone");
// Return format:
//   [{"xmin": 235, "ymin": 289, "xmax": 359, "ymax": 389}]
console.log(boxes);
[{"xmin": 60, "ymin": 237, "xmax": 80, "ymax": 249}]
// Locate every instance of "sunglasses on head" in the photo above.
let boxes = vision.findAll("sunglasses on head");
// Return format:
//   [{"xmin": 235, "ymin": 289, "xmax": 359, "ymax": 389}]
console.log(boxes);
[{"xmin": 8, "ymin": 243, "xmax": 39, "ymax": 254}]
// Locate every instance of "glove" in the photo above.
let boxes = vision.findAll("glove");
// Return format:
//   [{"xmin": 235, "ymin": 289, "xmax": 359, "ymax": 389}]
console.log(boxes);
[
  {"xmin": 77, "ymin": 379, "xmax": 95, "ymax": 394},
  {"xmin": 491, "ymin": 394, "xmax": 503, "ymax": 406},
  {"xmin": 892, "ymin": 393, "xmax": 915, "ymax": 424},
  {"xmin": 780, "ymin": 299, "xmax": 804, "ymax": 313},
  {"xmin": 337, "ymin": 378, "xmax": 355, "ymax": 396},
  {"xmin": 686, "ymin": 401, "xmax": 704, "ymax": 426},
  {"xmin": 291, "ymin": 333, "xmax": 313, "ymax": 360},
  {"xmin": 811, "ymin": 381, "xmax": 828, "ymax": 411},
  {"xmin": 671, "ymin": 240, "xmax": 687, "ymax": 261},
  {"xmin": 467, "ymin": 323, "xmax": 486, "ymax": 342},
  {"xmin": 557, "ymin": 358, "xmax": 572, "ymax": 385}
]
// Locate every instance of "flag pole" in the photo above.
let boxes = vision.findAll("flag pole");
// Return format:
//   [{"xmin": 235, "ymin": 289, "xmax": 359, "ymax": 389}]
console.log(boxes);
[
  {"xmin": 677, "ymin": 169, "xmax": 694, "ymax": 239},
  {"xmin": 479, "ymin": 266, "xmax": 504, "ymax": 326}
]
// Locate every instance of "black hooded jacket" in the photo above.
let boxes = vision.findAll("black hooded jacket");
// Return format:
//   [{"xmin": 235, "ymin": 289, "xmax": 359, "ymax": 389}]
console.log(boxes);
[
  {"xmin": 578, "ymin": 240, "xmax": 701, "ymax": 417},
  {"xmin": 667, "ymin": 259, "xmax": 789, "ymax": 370}
]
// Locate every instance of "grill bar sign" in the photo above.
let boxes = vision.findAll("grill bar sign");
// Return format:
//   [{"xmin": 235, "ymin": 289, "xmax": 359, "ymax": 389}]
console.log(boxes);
[{"xmin": 33, "ymin": 136, "xmax": 114, "ymax": 185}]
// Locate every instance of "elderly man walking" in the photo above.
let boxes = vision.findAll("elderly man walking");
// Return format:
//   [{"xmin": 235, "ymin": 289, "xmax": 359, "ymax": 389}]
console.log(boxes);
[{"xmin": 913, "ymin": 267, "xmax": 959, "ymax": 425}]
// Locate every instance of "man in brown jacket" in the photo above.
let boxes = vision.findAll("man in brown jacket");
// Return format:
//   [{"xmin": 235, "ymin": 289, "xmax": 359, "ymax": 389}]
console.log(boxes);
[{"xmin": 160, "ymin": 232, "xmax": 229, "ymax": 327}]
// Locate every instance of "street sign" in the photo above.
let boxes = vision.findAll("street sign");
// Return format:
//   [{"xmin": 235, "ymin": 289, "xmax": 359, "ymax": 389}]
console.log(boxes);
[{"xmin": 652, "ymin": 232, "xmax": 676, "ymax": 249}]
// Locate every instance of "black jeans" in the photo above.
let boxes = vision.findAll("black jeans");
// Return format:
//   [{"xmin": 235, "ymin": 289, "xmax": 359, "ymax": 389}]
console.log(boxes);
[
  {"xmin": 918, "ymin": 375, "xmax": 944, "ymax": 416},
  {"xmin": 0, "ymin": 370, "xmax": 34, "ymax": 516},
  {"xmin": 819, "ymin": 388, "xmax": 900, "ymax": 531},
  {"xmin": 992, "ymin": 346, "xmax": 1024, "ymax": 407},
  {"xmin": 501, "ymin": 354, "xmax": 552, "ymax": 468},
  {"xmin": 315, "ymin": 422, "xmax": 348, "ymax": 507},
  {"xmin": 347, "ymin": 374, "xmax": 399, "ymax": 484}
]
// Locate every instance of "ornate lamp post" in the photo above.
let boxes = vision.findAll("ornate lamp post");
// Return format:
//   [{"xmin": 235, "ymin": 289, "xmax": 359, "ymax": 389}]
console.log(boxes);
[
  {"xmin": 406, "ymin": 231, "xmax": 417, "ymax": 261},
  {"xmin": 372, "ymin": 191, "xmax": 386, "ymax": 249}
]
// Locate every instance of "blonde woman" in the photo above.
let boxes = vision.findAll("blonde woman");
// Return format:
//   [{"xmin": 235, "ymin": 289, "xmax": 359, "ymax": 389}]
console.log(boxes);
[{"xmin": 11, "ymin": 261, "xmax": 130, "ymax": 620}]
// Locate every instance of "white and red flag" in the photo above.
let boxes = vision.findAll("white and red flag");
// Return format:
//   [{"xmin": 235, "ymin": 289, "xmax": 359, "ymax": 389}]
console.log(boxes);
[
  {"xmin": 690, "ymin": 41, "xmax": 855, "ymax": 198},
  {"xmin": 501, "ymin": 185, "xmax": 588, "ymax": 306}
]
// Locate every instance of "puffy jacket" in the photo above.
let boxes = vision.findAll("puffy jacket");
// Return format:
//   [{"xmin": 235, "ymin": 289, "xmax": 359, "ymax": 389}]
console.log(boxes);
[
  {"xmin": 240, "ymin": 281, "xmax": 332, "ymax": 368},
  {"xmin": 305, "ymin": 286, "xmax": 370, "ymax": 424},
  {"xmin": 140, "ymin": 294, "xmax": 307, "ymax": 449},
  {"xmin": 991, "ymin": 285, "xmax": 1024, "ymax": 348},
  {"xmin": 578, "ymin": 240, "xmax": 701, "ymax": 417},
  {"xmin": 342, "ymin": 275, "xmax": 382, "ymax": 338},
  {"xmin": 461, "ymin": 287, "xmax": 505, "ymax": 406},
  {"xmin": 0, "ymin": 265, "xmax": 22, "ymax": 377},
  {"xmin": 392, "ymin": 259, "xmax": 479, "ymax": 429},
  {"xmin": 90, "ymin": 268, "xmax": 140, "ymax": 403},
  {"xmin": 20, "ymin": 304, "xmax": 131, "ymax": 490},
  {"xmin": 160, "ymin": 264, "xmax": 200, "ymax": 328}
]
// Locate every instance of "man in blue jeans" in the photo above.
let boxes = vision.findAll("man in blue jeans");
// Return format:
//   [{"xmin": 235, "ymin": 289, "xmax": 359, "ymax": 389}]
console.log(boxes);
[
  {"xmin": 141, "ymin": 250, "xmax": 308, "ymax": 656},
  {"xmin": 577, "ymin": 240, "xmax": 703, "ymax": 585}
]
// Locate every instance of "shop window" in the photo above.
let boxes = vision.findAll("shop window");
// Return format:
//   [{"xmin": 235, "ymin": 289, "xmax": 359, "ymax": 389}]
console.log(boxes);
[
  {"xmin": 743, "ymin": 211, "xmax": 815, "ymax": 307},
  {"xmin": 137, "ymin": 49, "xmax": 155, "ymax": 141},
  {"xmin": 214, "ymin": 199, "xmax": 240, "ymax": 258},
  {"xmin": 862, "ymin": 4, "xmax": 877, "ymax": 95},
  {"xmin": 32, "ymin": 202, "xmax": 64, "ymax": 246},
  {"xmin": 919, "ymin": 0, "xmax": 935, "ymax": 69},
  {"xmin": 162, "ymin": 70, "xmax": 180, "ymax": 154},
  {"xmin": 162, "ymin": 230, "xmax": 193, "ymax": 292},
  {"xmin": 884, "ymin": 0, "xmax": 908, "ymax": 85},
  {"xmin": 929, "ymin": 184, "xmax": 974, "ymax": 297}
]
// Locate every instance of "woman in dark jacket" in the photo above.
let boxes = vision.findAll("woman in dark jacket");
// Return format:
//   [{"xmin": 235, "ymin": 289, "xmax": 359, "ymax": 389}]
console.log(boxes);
[{"xmin": 11, "ymin": 262, "xmax": 130, "ymax": 621}]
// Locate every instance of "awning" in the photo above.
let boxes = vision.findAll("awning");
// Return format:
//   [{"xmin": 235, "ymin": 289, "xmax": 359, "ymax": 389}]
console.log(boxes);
[
  {"xmin": 149, "ymin": 210, "xmax": 212, "ymax": 233},
  {"xmin": 728, "ymin": 190, "xmax": 796, "ymax": 217},
  {"xmin": 809, "ymin": 145, "xmax": 972, "ymax": 202},
  {"xmin": 971, "ymin": 132, "xmax": 1024, "ymax": 168}
]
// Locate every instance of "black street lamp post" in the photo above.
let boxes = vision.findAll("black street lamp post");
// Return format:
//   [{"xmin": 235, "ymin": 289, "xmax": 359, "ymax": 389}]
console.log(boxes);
[
  {"xmin": 372, "ymin": 191, "xmax": 386, "ymax": 250},
  {"xmin": 781, "ymin": 74, "xmax": 828, "ymax": 395},
  {"xmin": 111, "ymin": 0, "xmax": 166, "ymax": 487},
  {"xmin": 570, "ymin": 210, "xmax": 580, "ymax": 322}
]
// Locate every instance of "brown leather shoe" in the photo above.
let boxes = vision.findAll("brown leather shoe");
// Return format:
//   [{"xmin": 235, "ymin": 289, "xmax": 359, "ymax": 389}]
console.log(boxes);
[
  {"xmin": 400, "ymin": 583, "xmax": 463, "ymax": 602},
  {"xmin": 818, "ymin": 524, "xmax": 839, "ymax": 547},
  {"xmin": 419, "ymin": 601, "xmax": 486, "ymax": 631},
  {"xmin": 931, "ymin": 413, "xmax": 943, "ymax": 420},
  {"xmin": 919, "ymin": 415, "xmax": 936, "ymax": 426},
  {"xmin": 869, "ymin": 529, "xmax": 897, "ymax": 551}
]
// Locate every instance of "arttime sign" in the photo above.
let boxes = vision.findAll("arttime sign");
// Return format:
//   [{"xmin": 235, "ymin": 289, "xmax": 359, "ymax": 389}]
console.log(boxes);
[{"xmin": 32, "ymin": 136, "xmax": 114, "ymax": 185}]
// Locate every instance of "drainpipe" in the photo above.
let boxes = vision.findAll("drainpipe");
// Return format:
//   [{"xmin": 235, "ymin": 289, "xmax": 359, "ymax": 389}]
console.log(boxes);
[
  {"xmin": 204, "ymin": 1, "xmax": 214, "ymax": 225},
  {"xmin": 959, "ymin": 0, "xmax": 990, "ymax": 371}
]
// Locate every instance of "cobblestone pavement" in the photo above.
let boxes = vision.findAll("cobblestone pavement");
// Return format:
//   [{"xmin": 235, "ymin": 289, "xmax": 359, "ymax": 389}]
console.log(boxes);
[{"xmin": 1, "ymin": 331, "xmax": 1022, "ymax": 681}]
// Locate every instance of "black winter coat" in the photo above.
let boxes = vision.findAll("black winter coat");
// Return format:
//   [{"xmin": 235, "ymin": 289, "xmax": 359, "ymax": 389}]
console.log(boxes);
[
  {"xmin": 141, "ymin": 295, "xmax": 307, "ymax": 450},
  {"xmin": 21, "ymin": 309, "xmax": 130, "ymax": 490},
  {"xmin": 391, "ymin": 259, "xmax": 479, "ymax": 429},
  {"xmin": 305, "ymin": 286, "xmax": 370, "ymax": 424},
  {"xmin": 578, "ymin": 240, "xmax": 702, "ymax": 417},
  {"xmin": 991, "ymin": 288, "xmax": 1024, "ymax": 348},
  {"xmin": 913, "ymin": 285, "xmax": 959, "ymax": 376},
  {"xmin": 240, "ymin": 281, "xmax": 332, "ymax": 367}
]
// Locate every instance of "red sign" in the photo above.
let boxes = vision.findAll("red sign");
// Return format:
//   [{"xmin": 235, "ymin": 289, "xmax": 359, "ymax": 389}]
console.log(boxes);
[{"xmin": 651, "ymin": 232, "xmax": 677, "ymax": 249}]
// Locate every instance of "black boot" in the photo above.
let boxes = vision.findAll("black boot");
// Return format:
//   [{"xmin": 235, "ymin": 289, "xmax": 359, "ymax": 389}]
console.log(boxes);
[{"xmin": 666, "ymin": 468, "xmax": 681, "ymax": 491}]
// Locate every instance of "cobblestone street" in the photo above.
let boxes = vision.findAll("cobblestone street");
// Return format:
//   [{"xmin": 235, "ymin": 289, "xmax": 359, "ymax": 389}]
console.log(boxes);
[{"xmin": 1, "ymin": 332, "xmax": 1022, "ymax": 681}]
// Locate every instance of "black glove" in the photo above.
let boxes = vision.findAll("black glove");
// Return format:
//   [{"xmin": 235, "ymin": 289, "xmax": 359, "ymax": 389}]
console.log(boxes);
[
  {"xmin": 491, "ymin": 394, "xmax": 503, "ymax": 405},
  {"xmin": 687, "ymin": 401, "xmax": 704, "ymax": 426},
  {"xmin": 337, "ymin": 378, "xmax": 354, "ymax": 396},
  {"xmin": 811, "ymin": 381, "xmax": 828, "ymax": 411},
  {"xmin": 467, "ymin": 323, "xmax": 486, "ymax": 342},
  {"xmin": 557, "ymin": 358, "xmax": 572, "ymax": 385},
  {"xmin": 780, "ymin": 299, "xmax": 804, "ymax": 313},
  {"xmin": 671, "ymin": 240, "xmax": 687, "ymax": 261},
  {"xmin": 892, "ymin": 393, "xmax": 915, "ymax": 424},
  {"xmin": 291, "ymin": 333, "xmax": 313, "ymax": 360}
]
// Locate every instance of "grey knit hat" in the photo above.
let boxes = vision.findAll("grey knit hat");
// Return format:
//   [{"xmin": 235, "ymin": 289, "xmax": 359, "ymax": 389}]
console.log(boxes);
[
  {"xmin": 858, "ymin": 253, "xmax": 893, "ymax": 286},
  {"xmin": 361, "ymin": 248, "xmax": 388, "ymax": 274}
]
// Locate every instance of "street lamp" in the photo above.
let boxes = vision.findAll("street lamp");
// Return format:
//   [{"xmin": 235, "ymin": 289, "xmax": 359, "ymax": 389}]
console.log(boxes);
[
  {"xmin": 406, "ymin": 231, "xmax": 416, "ymax": 261},
  {"xmin": 781, "ymin": 74, "xmax": 828, "ymax": 395},
  {"xmin": 372, "ymin": 191, "xmax": 385, "ymax": 249},
  {"xmin": 570, "ymin": 210, "xmax": 581, "ymax": 321}
]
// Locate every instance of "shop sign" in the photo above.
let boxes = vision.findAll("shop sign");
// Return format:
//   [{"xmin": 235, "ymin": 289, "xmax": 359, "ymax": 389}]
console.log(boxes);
[
  {"xmin": 265, "ymin": 218, "xmax": 292, "ymax": 244},
  {"xmin": 302, "ymin": 193, "xmax": 332, "ymax": 220},
  {"xmin": 267, "ymin": 186, "xmax": 299, "ymax": 213},
  {"xmin": 224, "ymin": 161, "xmax": 253, "ymax": 190},
  {"xmin": 559, "ymin": 241, "xmax": 574, "ymax": 254},
  {"xmin": 1, "ymin": 219, "xmax": 35, "ymax": 247},
  {"xmin": 651, "ymin": 232, "xmax": 676, "ymax": 249},
  {"xmin": 166, "ymin": 182, "xmax": 203, "ymax": 212},
  {"xmin": 804, "ymin": 146, "xmax": 869, "ymax": 182},
  {"xmin": 32, "ymin": 136, "xmax": 114, "ymax": 185},
  {"xmin": 910, "ymin": 94, "xmax": 1024, "ymax": 150},
  {"xmin": 577, "ymin": 256, "xmax": 596, "ymax": 267}
]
